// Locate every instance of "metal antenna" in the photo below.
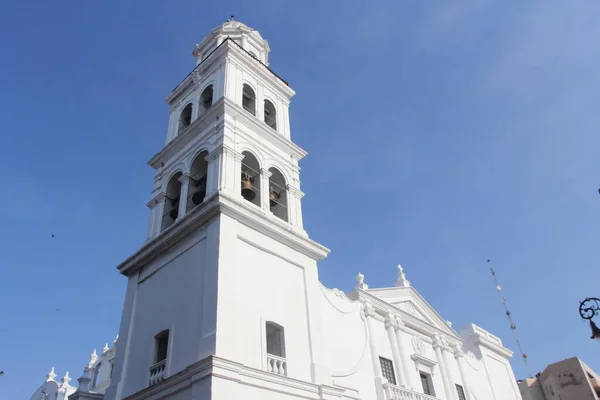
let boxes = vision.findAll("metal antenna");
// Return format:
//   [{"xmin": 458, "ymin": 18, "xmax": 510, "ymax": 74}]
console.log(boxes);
[{"xmin": 488, "ymin": 260, "xmax": 532, "ymax": 378}]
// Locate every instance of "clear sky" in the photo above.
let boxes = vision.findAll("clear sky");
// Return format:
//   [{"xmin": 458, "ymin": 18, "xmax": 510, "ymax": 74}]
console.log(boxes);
[{"xmin": 1, "ymin": 1, "xmax": 599, "ymax": 398}]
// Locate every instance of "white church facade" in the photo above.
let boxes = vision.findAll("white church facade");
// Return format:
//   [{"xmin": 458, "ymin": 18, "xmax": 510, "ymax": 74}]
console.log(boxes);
[{"xmin": 31, "ymin": 20, "xmax": 522, "ymax": 400}]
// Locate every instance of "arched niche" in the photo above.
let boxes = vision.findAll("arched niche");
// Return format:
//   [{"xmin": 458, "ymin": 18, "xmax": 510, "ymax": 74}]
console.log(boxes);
[
  {"xmin": 186, "ymin": 151, "xmax": 208, "ymax": 212},
  {"xmin": 241, "ymin": 151, "xmax": 261, "ymax": 207},
  {"xmin": 162, "ymin": 172, "xmax": 182, "ymax": 231},
  {"xmin": 268, "ymin": 167, "xmax": 288, "ymax": 222}
]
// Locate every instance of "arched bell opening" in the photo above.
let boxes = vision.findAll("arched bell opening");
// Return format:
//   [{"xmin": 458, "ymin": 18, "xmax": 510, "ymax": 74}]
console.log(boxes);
[
  {"xmin": 241, "ymin": 151, "xmax": 261, "ymax": 207},
  {"xmin": 198, "ymin": 85, "xmax": 213, "ymax": 119},
  {"xmin": 264, "ymin": 100, "xmax": 277, "ymax": 131},
  {"xmin": 186, "ymin": 151, "xmax": 208, "ymax": 212},
  {"xmin": 268, "ymin": 167, "xmax": 288, "ymax": 222},
  {"xmin": 162, "ymin": 172, "xmax": 183, "ymax": 231},
  {"xmin": 178, "ymin": 103, "xmax": 193, "ymax": 133},
  {"xmin": 242, "ymin": 84, "xmax": 256, "ymax": 116}
]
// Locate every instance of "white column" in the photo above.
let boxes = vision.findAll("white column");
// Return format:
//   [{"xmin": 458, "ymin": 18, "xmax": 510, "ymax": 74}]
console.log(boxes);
[
  {"xmin": 442, "ymin": 340, "xmax": 457, "ymax": 400},
  {"xmin": 260, "ymin": 168, "xmax": 272, "ymax": 211},
  {"xmin": 394, "ymin": 317, "xmax": 414, "ymax": 390},
  {"xmin": 453, "ymin": 345, "xmax": 472, "ymax": 400},
  {"xmin": 385, "ymin": 314, "xmax": 406, "ymax": 387},
  {"xmin": 433, "ymin": 334, "xmax": 452, "ymax": 400}
]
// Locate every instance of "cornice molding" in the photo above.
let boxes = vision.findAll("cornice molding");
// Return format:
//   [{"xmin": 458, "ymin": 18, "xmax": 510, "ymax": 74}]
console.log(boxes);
[
  {"xmin": 118, "ymin": 190, "xmax": 329, "ymax": 276},
  {"xmin": 223, "ymin": 98, "xmax": 306, "ymax": 161},
  {"xmin": 122, "ymin": 355, "xmax": 346, "ymax": 400},
  {"xmin": 148, "ymin": 100, "xmax": 224, "ymax": 170},
  {"xmin": 146, "ymin": 192, "xmax": 166, "ymax": 208},
  {"xmin": 286, "ymin": 184, "xmax": 305, "ymax": 199}
]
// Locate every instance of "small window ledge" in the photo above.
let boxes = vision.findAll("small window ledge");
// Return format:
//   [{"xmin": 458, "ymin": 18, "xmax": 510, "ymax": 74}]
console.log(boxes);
[{"xmin": 410, "ymin": 354, "xmax": 437, "ymax": 376}]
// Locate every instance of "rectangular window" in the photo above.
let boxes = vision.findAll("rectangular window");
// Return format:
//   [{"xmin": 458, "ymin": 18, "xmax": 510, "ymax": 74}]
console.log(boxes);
[
  {"xmin": 155, "ymin": 330, "xmax": 169, "ymax": 363},
  {"xmin": 266, "ymin": 322, "xmax": 285, "ymax": 358},
  {"xmin": 379, "ymin": 357, "xmax": 397, "ymax": 385},
  {"xmin": 420, "ymin": 372, "xmax": 434, "ymax": 396},
  {"xmin": 456, "ymin": 384, "xmax": 466, "ymax": 400}
]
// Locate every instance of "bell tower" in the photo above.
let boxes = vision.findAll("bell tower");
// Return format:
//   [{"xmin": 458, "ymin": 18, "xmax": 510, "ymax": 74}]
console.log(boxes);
[{"xmin": 104, "ymin": 19, "xmax": 331, "ymax": 400}]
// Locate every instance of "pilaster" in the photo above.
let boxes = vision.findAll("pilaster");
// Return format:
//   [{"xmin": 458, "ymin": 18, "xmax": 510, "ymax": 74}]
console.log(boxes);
[
  {"xmin": 385, "ymin": 313, "xmax": 406, "ymax": 388},
  {"xmin": 286, "ymin": 184, "xmax": 305, "ymax": 229},
  {"xmin": 363, "ymin": 303, "xmax": 385, "ymax": 400},
  {"xmin": 433, "ymin": 334, "xmax": 452, "ymax": 400},
  {"xmin": 393, "ymin": 317, "xmax": 414, "ymax": 390},
  {"xmin": 453, "ymin": 345, "xmax": 472, "ymax": 400},
  {"xmin": 146, "ymin": 193, "xmax": 167, "ymax": 239},
  {"xmin": 441, "ymin": 338, "xmax": 457, "ymax": 400}
]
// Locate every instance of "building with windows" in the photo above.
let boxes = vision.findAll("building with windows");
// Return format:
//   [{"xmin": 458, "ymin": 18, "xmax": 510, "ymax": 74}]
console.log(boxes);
[
  {"xmin": 37, "ymin": 19, "xmax": 523, "ymax": 400},
  {"xmin": 518, "ymin": 357, "xmax": 600, "ymax": 400}
]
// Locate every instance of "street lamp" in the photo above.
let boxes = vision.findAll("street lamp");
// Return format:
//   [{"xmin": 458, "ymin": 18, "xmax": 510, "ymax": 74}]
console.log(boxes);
[{"xmin": 579, "ymin": 297, "xmax": 600, "ymax": 342}]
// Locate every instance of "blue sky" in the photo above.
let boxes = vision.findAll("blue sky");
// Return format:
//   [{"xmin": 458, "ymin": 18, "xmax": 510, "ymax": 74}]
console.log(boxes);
[{"xmin": 1, "ymin": 1, "xmax": 599, "ymax": 398}]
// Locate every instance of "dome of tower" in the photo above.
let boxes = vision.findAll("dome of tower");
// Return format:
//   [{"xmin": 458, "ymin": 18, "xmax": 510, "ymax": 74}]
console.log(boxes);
[{"xmin": 193, "ymin": 17, "xmax": 271, "ymax": 65}]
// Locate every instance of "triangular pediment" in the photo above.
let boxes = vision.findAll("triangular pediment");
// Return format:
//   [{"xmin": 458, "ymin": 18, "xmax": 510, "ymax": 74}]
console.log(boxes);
[{"xmin": 366, "ymin": 287, "xmax": 459, "ymax": 338}]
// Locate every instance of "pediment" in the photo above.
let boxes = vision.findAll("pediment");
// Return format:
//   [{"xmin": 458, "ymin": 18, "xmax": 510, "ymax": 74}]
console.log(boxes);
[{"xmin": 367, "ymin": 287, "xmax": 459, "ymax": 338}]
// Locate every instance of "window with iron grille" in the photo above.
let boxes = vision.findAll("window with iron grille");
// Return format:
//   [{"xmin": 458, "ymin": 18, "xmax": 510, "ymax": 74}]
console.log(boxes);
[
  {"xmin": 379, "ymin": 357, "xmax": 396, "ymax": 385},
  {"xmin": 420, "ymin": 372, "xmax": 434, "ymax": 396},
  {"xmin": 456, "ymin": 384, "xmax": 466, "ymax": 400}
]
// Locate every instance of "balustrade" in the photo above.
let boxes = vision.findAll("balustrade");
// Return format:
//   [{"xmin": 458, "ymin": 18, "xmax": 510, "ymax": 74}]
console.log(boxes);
[
  {"xmin": 149, "ymin": 359, "xmax": 166, "ymax": 386},
  {"xmin": 266, "ymin": 354, "xmax": 287, "ymax": 376},
  {"xmin": 383, "ymin": 383, "xmax": 439, "ymax": 400}
]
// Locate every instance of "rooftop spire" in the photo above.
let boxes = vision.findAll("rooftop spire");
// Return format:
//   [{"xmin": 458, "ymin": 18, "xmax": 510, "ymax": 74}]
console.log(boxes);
[
  {"xmin": 88, "ymin": 349, "xmax": 98, "ymax": 368},
  {"xmin": 46, "ymin": 367, "xmax": 57, "ymax": 382},
  {"xmin": 60, "ymin": 372, "xmax": 72, "ymax": 387},
  {"xmin": 102, "ymin": 343, "xmax": 109, "ymax": 354},
  {"xmin": 394, "ymin": 264, "xmax": 411, "ymax": 288}
]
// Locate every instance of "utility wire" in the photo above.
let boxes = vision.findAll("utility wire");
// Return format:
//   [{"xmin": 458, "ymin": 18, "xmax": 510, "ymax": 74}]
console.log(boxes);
[{"xmin": 488, "ymin": 261, "xmax": 533, "ymax": 378}]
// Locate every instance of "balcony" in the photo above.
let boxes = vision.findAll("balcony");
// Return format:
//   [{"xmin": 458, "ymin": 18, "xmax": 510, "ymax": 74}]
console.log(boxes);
[
  {"xmin": 383, "ymin": 383, "xmax": 439, "ymax": 400},
  {"xmin": 266, "ymin": 354, "xmax": 287, "ymax": 376},
  {"xmin": 149, "ymin": 359, "xmax": 166, "ymax": 386}
]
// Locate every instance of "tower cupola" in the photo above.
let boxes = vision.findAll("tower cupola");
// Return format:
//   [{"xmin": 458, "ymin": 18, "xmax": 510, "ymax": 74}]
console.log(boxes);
[{"xmin": 192, "ymin": 17, "xmax": 270, "ymax": 66}]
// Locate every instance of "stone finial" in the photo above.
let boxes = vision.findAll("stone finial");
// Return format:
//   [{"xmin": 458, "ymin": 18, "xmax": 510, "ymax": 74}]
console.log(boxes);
[
  {"xmin": 60, "ymin": 372, "xmax": 72, "ymax": 387},
  {"xmin": 88, "ymin": 349, "xmax": 98, "ymax": 368},
  {"xmin": 46, "ymin": 367, "xmax": 57, "ymax": 382},
  {"xmin": 356, "ymin": 272, "xmax": 369, "ymax": 290},
  {"xmin": 102, "ymin": 343, "xmax": 109, "ymax": 354},
  {"xmin": 395, "ymin": 264, "xmax": 411, "ymax": 288},
  {"xmin": 113, "ymin": 334, "xmax": 119, "ymax": 345}
]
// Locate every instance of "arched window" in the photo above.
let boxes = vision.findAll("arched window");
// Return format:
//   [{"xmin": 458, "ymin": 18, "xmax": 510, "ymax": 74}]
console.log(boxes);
[
  {"xmin": 241, "ymin": 151, "xmax": 260, "ymax": 207},
  {"xmin": 178, "ymin": 103, "xmax": 193, "ymax": 132},
  {"xmin": 161, "ymin": 172, "xmax": 182, "ymax": 231},
  {"xmin": 199, "ymin": 85, "xmax": 213, "ymax": 118},
  {"xmin": 187, "ymin": 151, "xmax": 208, "ymax": 212},
  {"xmin": 264, "ymin": 100, "xmax": 277, "ymax": 130},
  {"xmin": 242, "ymin": 84, "xmax": 256, "ymax": 115},
  {"xmin": 268, "ymin": 167, "xmax": 288, "ymax": 222}
]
